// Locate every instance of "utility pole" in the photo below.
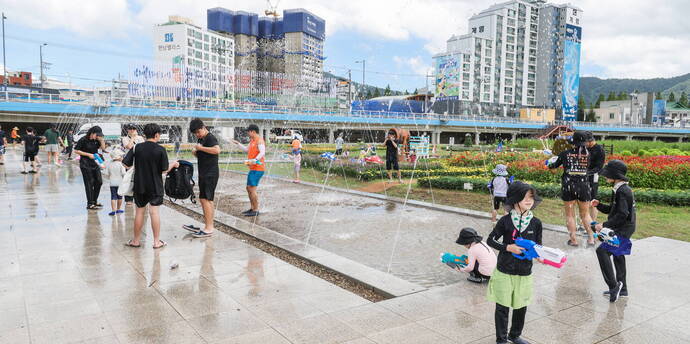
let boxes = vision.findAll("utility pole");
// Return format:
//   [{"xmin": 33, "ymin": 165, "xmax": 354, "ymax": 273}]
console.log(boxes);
[
  {"xmin": 355, "ymin": 59, "xmax": 365, "ymax": 100},
  {"xmin": 39, "ymin": 43, "xmax": 47, "ymax": 93},
  {"xmin": 347, "ymin": 69, "xmax": 352, "ymax": 109},
  {"xmin": 425, "ymin": 73, "xmax": 434, "ymax": 113},
  {"xmin": 2, "ymin": 13, "xmax": 6, "ymax": 90}
]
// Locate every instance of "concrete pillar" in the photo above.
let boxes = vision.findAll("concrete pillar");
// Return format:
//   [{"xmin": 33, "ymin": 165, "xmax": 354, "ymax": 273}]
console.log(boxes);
[
  {"xmin": 262, "ymin": 127, "xmax": 270, "ymax": 143},
  {"xmin": 511, "ymin": 133, "xmax": 517, "ymax": 142},
  {"xmin": 626, "ymin": 136, "xmax": 633, "ymax": 141},
  {"xmin": 328, "ymin": 129, "xmax": 335, "ymax": 144},
  {"xmin": 475, "ymin": 132, "xmax": 481, "ymax": 145},
  {"xmin": 652, "ymin": 136, "xmax": 657, "ymax": 142},
  {"xmin": 600, "ymin": 135, "xmax": 606, "ymax": 141},
  {"xmin": 680, "ymin": 137, "xmax": 684, "ymax": 143},
  {"xmin": 432, "ymin": 131, "xmax": 441, "ymax": 145}
]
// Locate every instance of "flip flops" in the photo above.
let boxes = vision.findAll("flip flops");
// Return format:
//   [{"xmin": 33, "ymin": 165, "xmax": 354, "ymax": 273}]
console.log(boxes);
[
  {"xmin": 153, "ymin": 240, "xmax": 167, "ymax": 249},
  {"xmin": 124, "ymin": 240, "xmax": 141, "ymax": 248},
  {"xmin": 566, "ymin": 240, "xmax": 579, "ymax": 247}
]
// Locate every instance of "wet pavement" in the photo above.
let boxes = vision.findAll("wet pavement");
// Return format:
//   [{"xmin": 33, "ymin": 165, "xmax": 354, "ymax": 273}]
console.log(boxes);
[{"xmin": 2, "ymin": 148, "xmax": 690, "ymax": 343}]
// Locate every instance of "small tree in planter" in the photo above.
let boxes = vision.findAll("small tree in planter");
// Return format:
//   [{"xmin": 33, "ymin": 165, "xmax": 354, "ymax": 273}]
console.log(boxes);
[{"xmin": 464, "ymin": 134, "xmax": 473, "ymax": 147}]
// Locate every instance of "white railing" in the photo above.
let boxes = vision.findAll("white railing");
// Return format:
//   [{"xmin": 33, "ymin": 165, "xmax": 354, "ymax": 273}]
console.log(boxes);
[{"xmin": 1, "ymin": 90, "xmax": 687, "ymax": 129}]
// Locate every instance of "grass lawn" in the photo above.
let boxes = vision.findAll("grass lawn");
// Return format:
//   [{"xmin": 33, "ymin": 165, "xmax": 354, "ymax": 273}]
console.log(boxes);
[{"xmin": 221, "ymin": 163, "xmax": 690, "ymax": 243}]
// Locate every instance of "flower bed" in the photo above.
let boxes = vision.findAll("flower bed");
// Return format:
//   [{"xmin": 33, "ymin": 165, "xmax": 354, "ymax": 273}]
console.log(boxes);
[
  {"xmin": 302, "ymin": 157, "xmax": 481, "ymax": 181},
  {"xmin": 417, "ymin": 176, "xmax": 690, "ymax": 206}
]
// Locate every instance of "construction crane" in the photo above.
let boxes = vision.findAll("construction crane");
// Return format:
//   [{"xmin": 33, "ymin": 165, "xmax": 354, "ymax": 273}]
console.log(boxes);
[{"xmin": 265, "ymin": 0, "xmax": 281, "ymax": 17}]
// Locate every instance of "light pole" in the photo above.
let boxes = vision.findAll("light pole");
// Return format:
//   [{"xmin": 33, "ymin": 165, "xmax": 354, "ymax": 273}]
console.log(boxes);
[
  {"xmin": 355, "ymin": 60, "xmax": 365, "ymax": 100},
  {"xmin": 2, "ymin": 13, "xmax": 7, "ymax": 91},
  {"xmin": 39, "ymin": 43, "xmax": 47, "ymax": 93}
]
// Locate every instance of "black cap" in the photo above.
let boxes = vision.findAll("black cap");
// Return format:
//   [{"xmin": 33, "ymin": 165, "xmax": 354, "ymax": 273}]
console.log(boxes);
[
  {"xmin": 505, "ymin": 181, "xmax": 542, "ymax": 211},
  {"xmin": 571, "ymin": 131, "xmax": 588, "ymax": 147},
  {"xmin": 126, "ymin": 123, "xmax": 136, "ymax": 130},
  {"xmin": 456, "ymin": 227, "xmax": 482, "ymax": 245},
  {"xmin": 600, "ymin": 160, "xmax": 628, "ymax": 181}
]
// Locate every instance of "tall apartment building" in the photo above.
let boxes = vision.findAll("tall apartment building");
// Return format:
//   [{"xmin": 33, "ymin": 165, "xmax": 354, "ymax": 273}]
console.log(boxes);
[
  {"xmin": 147, "ymin": 16, "xmax": 235, "ymax": 101},
  {"xmin": 207, "ymin": 8, "xmax": 325, "ymax": 90},
  {"xmin": 432, "ymin": 0, "xmax": 582, "ymax": 119}
]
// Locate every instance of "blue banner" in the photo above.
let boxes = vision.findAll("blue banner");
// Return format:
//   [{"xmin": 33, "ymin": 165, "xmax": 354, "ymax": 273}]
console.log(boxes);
[{"xmin": 562, "ymin": 24, "xmax": 581, "ymax": 121}]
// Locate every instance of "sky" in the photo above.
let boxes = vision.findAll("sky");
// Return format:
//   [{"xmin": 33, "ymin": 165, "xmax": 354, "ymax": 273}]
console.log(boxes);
[{"xmin": 2, "ymin": 0, "xmax": 689, "ymax": 91}]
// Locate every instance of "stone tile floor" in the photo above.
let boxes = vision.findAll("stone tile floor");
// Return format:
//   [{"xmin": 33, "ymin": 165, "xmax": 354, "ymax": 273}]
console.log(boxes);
[{"xmin": 1, "ymin": 150, "xmax": 689, "ymax": 344}]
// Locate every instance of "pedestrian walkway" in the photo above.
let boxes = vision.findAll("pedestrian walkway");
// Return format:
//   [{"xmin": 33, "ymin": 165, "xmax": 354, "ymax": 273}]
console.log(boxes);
[{"xmin": 1, "ymin": 149, "xmax": 690, "ymax": 343}]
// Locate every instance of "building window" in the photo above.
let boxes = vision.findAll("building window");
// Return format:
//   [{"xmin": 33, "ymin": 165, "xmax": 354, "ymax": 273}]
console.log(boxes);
[
  {"xmin": 479, "ymin": 26, "xmax": 485, "ymax": 33},
  {"xmin": 609, "ymin": 113, "xmax": 615, "ymax": 119}
]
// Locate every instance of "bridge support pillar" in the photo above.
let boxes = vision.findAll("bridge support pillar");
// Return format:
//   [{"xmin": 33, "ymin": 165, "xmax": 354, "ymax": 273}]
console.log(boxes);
[
  {"xmin": 511, "ymin": 133, "xmax": 517, "ymax": 142},
  {"xmin": 261, "ymin": 127, "xmax": 270, "ymax": 143},
  {"xmin": 680, "ymin": 137, "xmax": 685, "ymax": 143},
  {"xmin": 328, "ymin": 129, "xmax": 335, "ymax": 144},
  {"xmin": 626, "ymin": 135, "xmax": 633, "ymax": 141},
  {"xmin": 600, "ymin": 135, "xmax": 606, "ymax": 141},
  {"xmin": 652, "ymin": 136, "xmax": 657, "ymax": 142},
  {"xmin": 432, "ymin": 130, "xmax": 441, "ymax": 145},
  {"xmin": 475, "ymin": 132, "xmax": 481, "ymax": 145}
]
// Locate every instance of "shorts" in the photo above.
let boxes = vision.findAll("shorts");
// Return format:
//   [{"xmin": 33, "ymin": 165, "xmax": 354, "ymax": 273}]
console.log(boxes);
[
  {"xmin": 247, "ymin": 170, "xmax": 264, "ymax": 187},
  {"xmin": 493, "ymin": 196, "xmax": 507, "ymax": 210},
  {"xmin": 45, "ymin": 144, "xmax": 59, "ymax": 152},
  {"xmin": 198, "ymin": 174, "xmax": 219, "ymax": 201},
  {"xmin": 23, "ymin": 152, "xmax": 37, "ymax": 162},
  {"xmin": 386, "ymin": 155, "xmax": 399, "ymax": 171},
  {"xmin": 588, "ymin": 175, "xmax": 599, "ymax": 199},
  {"xmin": 110, "ymin": 186, "xmax": 123, "ymax": 200},
  {"xmin": 486, "ymin": 270, "xmax": 533, "ymax": 309},
  {"xmin": 293, "ymin": 154, "xmax": 302, "ymax": 169},
  {"xmin": 561, "ymin": 176, "xmax": 591, "ymax": 202},
  {"xmin": 134, "ymin": 193, "xmax": 163, "ymax": 208},
  {"xmin": 0, "ymin": 145, "xmax": 4, "ymax": 155},
  {"xmin": 335, "ymin": 148, "xmax": 343, "ymax": 155}
]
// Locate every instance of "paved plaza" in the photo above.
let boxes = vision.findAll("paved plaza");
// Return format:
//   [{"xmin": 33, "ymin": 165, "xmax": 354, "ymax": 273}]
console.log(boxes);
[{"xmin": 1, "ymin": 149, "xmax": 690, "ymax": 344}]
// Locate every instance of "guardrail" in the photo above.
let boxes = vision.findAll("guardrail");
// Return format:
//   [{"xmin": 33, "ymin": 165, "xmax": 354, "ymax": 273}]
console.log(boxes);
[{"xmin": 1, "ymin": 91, "xmax": 688, "ymax": 130}]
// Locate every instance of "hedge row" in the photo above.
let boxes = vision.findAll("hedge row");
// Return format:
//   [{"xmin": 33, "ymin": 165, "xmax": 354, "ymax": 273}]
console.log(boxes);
[
  {"xmin": 417, "ymin": 176, "xmax": 690, "ymax": 206},
  {"xmin": 303, "ymin": 157, "xmax": 473, "ymax": 181}
]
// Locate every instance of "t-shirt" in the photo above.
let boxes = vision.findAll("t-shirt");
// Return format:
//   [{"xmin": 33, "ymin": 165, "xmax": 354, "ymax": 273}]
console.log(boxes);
[
  {"xmin": 197, "ymin": 132, "xmax": 219, "ymax": 177},
  {"xmin": 247, "ymin": 137, "xmax": 265, "ymax": 172},
  {"xmin": 43, "ymin": 129, "xmax": 60, "ymax": 145},
  {"xmin": 335, "ymin": 137, "xmax": 344, "ymax": 149},
  {"xmin": 489, "ymin": 176, "xmax": 509, "ymax": 197},
  {"xmin": 21, "ymin": 134, "xmax": 42, "ymax": 154},
  {"xmin": 459, "ymin": 242, "xmax": 497, "ymax": 277},
  {"xmin": 105, "ymin": 160, "xmax": 126, "ymax": 187},
  {"xmin": 549, "ymin": 147, "xmax": 590, "ymax": 177},
  {"xmin": 74, "ymin": 136, "xmax": 101, "ymax": 169},
  {"xmin": 291, "ymin": 139, "xmax": 301, "ymax": 154},
  {"xmin": 385, "ymin": 139, "xmax": 398, "ymax": 158},
  {"xmin": 121, "ymin": 135, "xmax": 145, "ymax": 151},
  {"xmin": 66, "ymin": 133, "xmax": 74, "ymax": 146},
  {"xmin": 11, "ymin": 129, "xmax": 18, "ymax": 139},
  {"xmin": 123, "ymin": 141, "xmax": 169, "ymax": 196},
  {"xmin": 588, "ymin": 144, "xmax": 606, "ymax": 175},
  {"xmin": 0, "ymin": 130, "xmax": 6, "ymax": 145}
]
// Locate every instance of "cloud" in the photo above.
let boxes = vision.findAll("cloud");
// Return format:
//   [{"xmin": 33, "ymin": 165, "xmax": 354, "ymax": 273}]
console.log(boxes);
[
  {"xmin": 7, "ymin": 0, "xmax": 690, "ymax": 79},
  {"xmin": 393, "ymin": 56, "xmax": 432, "ymax": 76}
]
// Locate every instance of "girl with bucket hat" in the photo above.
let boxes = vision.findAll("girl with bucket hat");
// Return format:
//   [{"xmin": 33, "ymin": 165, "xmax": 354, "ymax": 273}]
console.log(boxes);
[
  {"xmin": 591, "ymin": 160, "xmax": 636, "ymax": 303},
  {"xmin": 455, "ymin": 227, "xmax": 497, "ymax": 283},
  {"xmin": 486, "ymin": 181, "xmax": 543, "ymax": 344},
  {"xmin": 488, "ymin": 164, "xmax": 512, "ymax": 223},
  {"xmin": 547, "ymin": 131, "xmax": 595, "ymax": 247}
]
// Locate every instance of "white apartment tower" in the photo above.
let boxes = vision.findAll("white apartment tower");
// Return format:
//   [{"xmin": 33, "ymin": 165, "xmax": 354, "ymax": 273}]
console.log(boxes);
[{"xmin": 433, "ymin": 0, "xmax": 582, "ymax": 119}]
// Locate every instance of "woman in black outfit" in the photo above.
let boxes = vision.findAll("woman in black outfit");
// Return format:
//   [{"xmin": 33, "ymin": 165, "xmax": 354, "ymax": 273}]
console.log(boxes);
[{"xmin": 74, "ymin": 126, "xmax": 106, "ymax": 210}]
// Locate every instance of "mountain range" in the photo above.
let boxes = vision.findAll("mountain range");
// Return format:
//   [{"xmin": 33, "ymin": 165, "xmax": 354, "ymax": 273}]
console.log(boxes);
[{"xmin": 579, "ymin": 73, "xmax": 690, "ymax": 105}]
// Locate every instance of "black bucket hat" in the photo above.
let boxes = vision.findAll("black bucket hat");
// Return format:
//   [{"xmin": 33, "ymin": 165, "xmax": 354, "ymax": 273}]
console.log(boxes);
[
  {"xmin": 456, "ymin": 227, "xmax": 482, "ymax": 245},
  {"xmin": 584, "ymin": 131, "xmax": 595, "ymax": 142},
  {"xmin": 600, "ymin": 160, "xmax": 628, "ymax": 181},
  {"xmin": 504, "ymin": 181, "xmax": 542, "ymax": 211},
  {"xmin": 571, "ymin": 131, "xmax": 588, "ymax": 147}
]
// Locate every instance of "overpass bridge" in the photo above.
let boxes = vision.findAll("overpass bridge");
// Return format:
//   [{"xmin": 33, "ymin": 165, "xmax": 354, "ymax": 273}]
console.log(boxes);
[{"xmin": 0, "ymin": 95, "xmax": 688, "ymax": 144}]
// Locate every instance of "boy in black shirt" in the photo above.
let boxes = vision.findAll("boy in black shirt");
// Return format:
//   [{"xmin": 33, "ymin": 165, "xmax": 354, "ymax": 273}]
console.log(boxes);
[
  {"xmin": 182, "ymin": 118, "xmax": 220, "ymax": 238},
  {"xmin": 123, "ymin": 123, "xmax": 177, "ymax": 249},
  {"xmin": 585, "ymin": 131, "xmax": 605, "ymax": 220},
  {"xmin": 384, "ymin": 130, "xmax": 402, "ymax": 183},
  {"xmin": 74, "ymin": 126, "xmax": 106, "ymax": 209},
  {"xmin": 591, "ymin": 160, "xmax": 636, "ymax": 303},
  {"xmin": 20, "ymin": 127, "xmax": 43, "ymax": 174}
]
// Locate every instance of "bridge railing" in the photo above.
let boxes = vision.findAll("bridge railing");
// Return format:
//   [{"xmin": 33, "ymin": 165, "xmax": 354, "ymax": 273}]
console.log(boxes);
[{"xmin": 1, "ymin": 91, "xmax": 687, "ymax": 129}]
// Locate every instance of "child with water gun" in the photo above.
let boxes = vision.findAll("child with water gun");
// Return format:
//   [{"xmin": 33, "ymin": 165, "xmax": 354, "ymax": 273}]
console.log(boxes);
[
  {"xmin": 454, "ymin": 227, "xmax": 497, "ymax": 283},
  {"xmin": 488, "ymin": 164, "xmax": 512, "ymax": 223},
  {"xmin": 486, "ymin": 181, "xmax": 543, "ymax": 344},
  {"xmin": 590, "ymin": 160, "xmax": 635, "ymax": 303}
]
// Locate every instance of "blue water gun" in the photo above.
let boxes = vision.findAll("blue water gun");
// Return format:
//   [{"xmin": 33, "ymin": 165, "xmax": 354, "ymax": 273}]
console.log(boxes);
[
  {"xmin": 94, "ymin": 154, "xmax": 105, "ymax": 168},
  {"xmin": 590, "ymin": 222, "xmax": 621, "ymax": 246},
  {"xmin": 440, "ymin": 253, "xmax": 468, "ymax": 269},
  {"xmin": 513, "ymin": 238, "xmax": 540, "ymax": 261},
  {"xmin": 513, "ymin": 238, "xmax": 567, "ymax": 268},
  {"xmin": 320, "ymin": 152, "xmax": 336, "ymax": 161}
]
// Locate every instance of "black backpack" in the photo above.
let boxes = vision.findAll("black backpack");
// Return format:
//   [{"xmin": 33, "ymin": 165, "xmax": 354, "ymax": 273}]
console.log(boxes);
[{"xmin": 165, "ymin": 160, "xmax": 196, "ymax": 203}]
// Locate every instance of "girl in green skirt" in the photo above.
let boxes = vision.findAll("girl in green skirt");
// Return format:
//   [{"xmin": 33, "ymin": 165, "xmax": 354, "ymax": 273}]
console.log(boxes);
[{"xmin": 486, "ymin": 181, "xmax": 543, "ymax": 344}]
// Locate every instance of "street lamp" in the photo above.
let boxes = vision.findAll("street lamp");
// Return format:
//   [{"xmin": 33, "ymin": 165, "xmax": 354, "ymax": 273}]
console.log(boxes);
[
  {"xmin": 39, "ymin": 43, "xmax": 47, "ymax": 93},
  {"xmin": 355, "ymin": 59, "xmax": 365, "ymax": 101},
  {"xmin": 2, "ymin": 13, "xmax": 7, "ymax": 91}
]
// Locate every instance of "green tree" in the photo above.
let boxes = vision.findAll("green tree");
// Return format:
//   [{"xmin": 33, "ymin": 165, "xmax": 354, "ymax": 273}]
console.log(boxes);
[
  {"xmin": 617, "ymin": 91, "xmax": 628, "ymax": 100},
  {"xmin": 404, "ymin": 89, "xmax": 409, "ymax": 95},
  {"xmin": 680, "ymin": 91, "xmax": 688, "ymax": 107},
  {"xmin": 585, "ymin": 108, "xmax": 597, "ymax": 122},
  {"xmin": 606, "ymin": 91, "xmax": 616, "ymax": 101},
  {"xmin": 384, "ymin": 84, "xmax": 392, "ymax": 96},
  {"xmin": 576, "ymin": 96, "xmax": 586, "ymax": 121},
  {"xmin": 413, "ymin": 88, "xmax": 418, "ymax": 94},
  {"xmin": 668, "ymin": 92, "xmax": 676, "ymax": 102},
  {"xmin": 595, "ymin": 94, "xmax": 605, "ymax": 108},
  {"xmin": 373, "ymin": 88, "xmax": 381, "ymax": 98},
  {"xmin": 656, "ymin": 92, "xmax": 663, "ymax": 100},
  {"xmin": 365, "ymin": 89, "xmax": 373, "ymax": 99}
]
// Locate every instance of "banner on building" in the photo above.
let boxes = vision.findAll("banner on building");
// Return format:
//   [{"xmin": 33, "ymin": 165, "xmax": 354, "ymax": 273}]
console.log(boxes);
[
  {"xmin": 561, "ymin": 24, "xmax": 582, "ymax": 121},
  {"xmin": 435, "ymin": 54, "xmax": 460, "ymax": 101}
]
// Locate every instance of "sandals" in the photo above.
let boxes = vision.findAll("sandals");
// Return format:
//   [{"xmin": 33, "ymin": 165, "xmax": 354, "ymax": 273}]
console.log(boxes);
[
  {"xmin": 567, "ymin": 240, "xmax": 579, "ymax": 247},
  {"xmin": 153, "ymin": 240, "xmax": 167, "ymax": 249},
  {"xmin": 124, "ymin": 240, "xmax": 141, "ymax": 248}
]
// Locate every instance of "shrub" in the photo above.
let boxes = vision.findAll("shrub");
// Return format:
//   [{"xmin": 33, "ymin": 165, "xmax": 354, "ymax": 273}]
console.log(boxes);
[{"xmin": 620, "ymin": 150, "xmax": 633, "ymax": 156}]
